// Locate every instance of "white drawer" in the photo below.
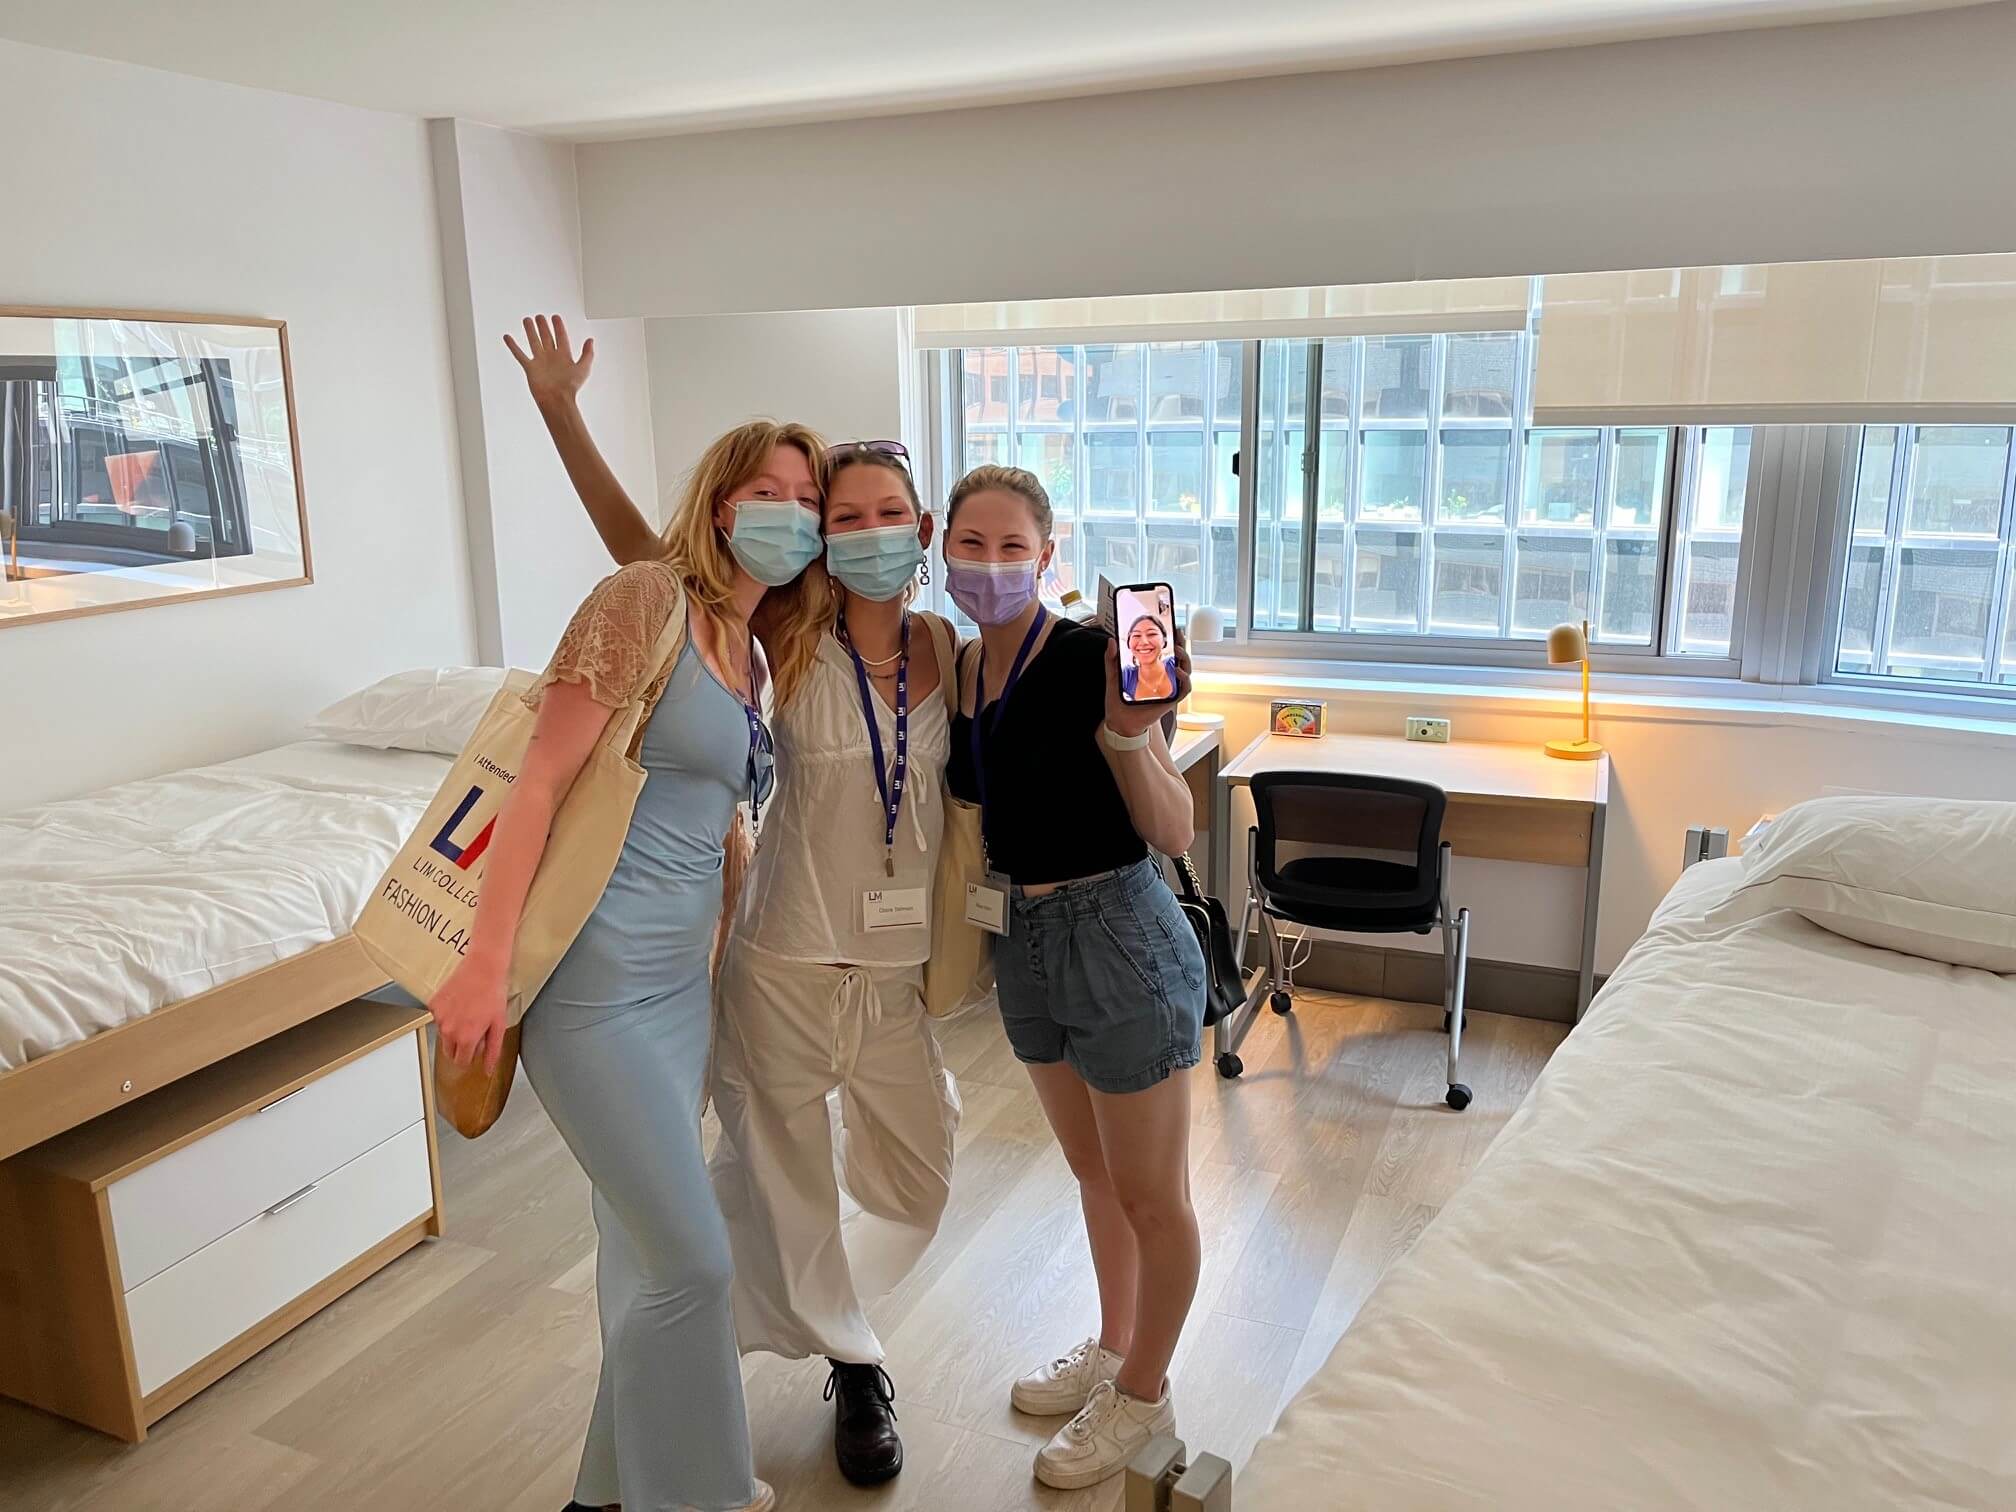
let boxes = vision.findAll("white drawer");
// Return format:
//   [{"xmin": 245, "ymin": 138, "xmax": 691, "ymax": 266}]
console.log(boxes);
[
  {"xmin": 109, "ymin": 1033, "xmax": 424, "ymax": 1290},
  {"xmin": 126, "ymin": 1120, "xmax": 432, "ymax": 1397}
]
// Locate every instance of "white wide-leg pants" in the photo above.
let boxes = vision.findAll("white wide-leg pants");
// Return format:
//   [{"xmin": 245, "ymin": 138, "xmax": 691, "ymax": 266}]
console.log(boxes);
[{"xmin": 710, "ymin": 941, "xmax": 962, "ymax": 1364}]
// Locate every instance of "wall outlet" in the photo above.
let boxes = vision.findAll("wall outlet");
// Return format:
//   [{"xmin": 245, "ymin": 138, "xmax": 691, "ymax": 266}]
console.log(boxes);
[{"xmin": 1405, "ymin": 716, "xmax": 1451, "ymax": 744}]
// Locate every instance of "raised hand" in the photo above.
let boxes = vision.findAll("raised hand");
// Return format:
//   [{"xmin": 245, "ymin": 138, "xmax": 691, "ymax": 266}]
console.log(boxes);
[{"xmin": 504, "ymin": 313, "xmax": 596, "ymax": 409}]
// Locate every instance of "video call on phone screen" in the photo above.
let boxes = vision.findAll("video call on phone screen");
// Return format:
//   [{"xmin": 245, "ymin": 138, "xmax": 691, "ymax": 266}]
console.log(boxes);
[{"xmin": 1117, "ymin": 586, "xmax": 1176, "ymax": 704}]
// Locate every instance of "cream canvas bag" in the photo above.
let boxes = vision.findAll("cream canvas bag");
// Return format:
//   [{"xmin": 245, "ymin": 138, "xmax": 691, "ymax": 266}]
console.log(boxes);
[
  {"xmin": 355, "ymin": 586, "xmax": 690, "ymax": 1022},
  {"xmin": 919, "ymin": 613, "xmax": 996, "ymax": 1020}
]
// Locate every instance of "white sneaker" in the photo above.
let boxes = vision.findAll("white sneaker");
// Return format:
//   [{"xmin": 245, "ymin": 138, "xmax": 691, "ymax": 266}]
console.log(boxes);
[
  {"xmin": 1033, "ymin": 1380, "xmax": 1176, "ymax": 1491},
  {"xmin": 1010, "ymin": 1336, "xmax": 1124, "ymax": 1416}
]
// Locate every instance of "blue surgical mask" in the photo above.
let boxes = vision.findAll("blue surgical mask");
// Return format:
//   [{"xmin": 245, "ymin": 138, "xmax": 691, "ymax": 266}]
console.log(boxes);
[
  {"xmin": 726, "ymin": 501, "xmax": 823, "ymax": 586},
  {"xmin": 825, "ymin": 522, "xmax": 925, "ymax": 601}
]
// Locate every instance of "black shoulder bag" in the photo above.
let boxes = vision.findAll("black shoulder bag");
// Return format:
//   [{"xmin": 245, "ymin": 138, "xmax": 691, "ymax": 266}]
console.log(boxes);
[{"xmin": 1171, "ymin": 851, "xmax": 1244, "ymax": 1028}]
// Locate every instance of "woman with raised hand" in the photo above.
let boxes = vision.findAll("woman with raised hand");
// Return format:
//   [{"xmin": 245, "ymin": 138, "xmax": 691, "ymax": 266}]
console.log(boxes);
[
  {"xmin": 941, "ymin": 464, "xmax": 1207, "ymax": 1493},
  {"xmin": 508, "ymin": 316, "xmax": 962, "ymax": 1490},
  {"xmin": 429, "ymin": 408, "xmax": 829, "ymax": 1512}
]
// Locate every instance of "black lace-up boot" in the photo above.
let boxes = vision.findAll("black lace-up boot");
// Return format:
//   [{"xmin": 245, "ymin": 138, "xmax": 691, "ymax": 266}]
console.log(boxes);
[{"xmin": 826, "ymin": 1358, "xmax": 903, "ymax": 1485}]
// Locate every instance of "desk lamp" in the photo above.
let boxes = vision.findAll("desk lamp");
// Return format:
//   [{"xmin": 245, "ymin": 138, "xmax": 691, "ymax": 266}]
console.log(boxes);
[
  {"xmin": 1176, "ymin": 604, "xmax": 1225, "ymax": 731},
  {"xmin": 1545, "ymin": 619, "xmax": 1603, "ymax": 761}
]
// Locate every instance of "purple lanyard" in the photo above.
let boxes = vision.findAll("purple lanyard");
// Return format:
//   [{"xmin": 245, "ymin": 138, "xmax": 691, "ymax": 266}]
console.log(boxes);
[
  {"xmin": 735, "ymin": 629, "xmax": 772, "ymax": 827},
  {"xmin": 836, "ymin": 614, "xmax": 909, "ymax": 877},
  {"xmin": 968, "ymin": 607, "xmax": 1047, "ymax": 823}
]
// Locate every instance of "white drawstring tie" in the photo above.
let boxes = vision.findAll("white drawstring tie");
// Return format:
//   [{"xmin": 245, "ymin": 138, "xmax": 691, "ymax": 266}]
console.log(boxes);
[{"xmin": 830, "ymin": 967, "xmax": 883, "ymax": 1074}]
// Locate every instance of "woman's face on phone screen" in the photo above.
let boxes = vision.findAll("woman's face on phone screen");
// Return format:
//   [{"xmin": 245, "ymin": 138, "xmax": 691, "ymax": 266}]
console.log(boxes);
[{"xmin": 1128, "ymin": 616, "xmax": 1166, "ymax": 666}]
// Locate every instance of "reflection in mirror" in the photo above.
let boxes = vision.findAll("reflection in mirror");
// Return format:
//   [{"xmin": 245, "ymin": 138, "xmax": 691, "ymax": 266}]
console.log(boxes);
[{"xmin": 0, "ymin": 310, "xmax": 306, "ymax": 627}]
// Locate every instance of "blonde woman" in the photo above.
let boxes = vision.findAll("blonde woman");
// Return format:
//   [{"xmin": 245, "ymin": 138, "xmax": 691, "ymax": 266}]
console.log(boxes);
[
  {"xmin": 509, "ymin": 317, "xmax": 961, "ymax": 1488},
  {"xmin": 941, "ymin": 464, "xmax": 1206, "ymax": 1492},
  {"xmin": 430, "ymin": 411, "xmax": 828, "ymax": 1512}
]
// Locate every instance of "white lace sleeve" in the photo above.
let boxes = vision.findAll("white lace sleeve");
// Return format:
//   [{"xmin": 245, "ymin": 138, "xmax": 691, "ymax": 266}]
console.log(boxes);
[{"xmin": 525, "ymin": 560, "xmax": 685, "ymax": 711}]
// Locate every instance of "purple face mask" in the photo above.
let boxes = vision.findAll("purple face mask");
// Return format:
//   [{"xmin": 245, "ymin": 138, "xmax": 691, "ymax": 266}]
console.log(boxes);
[{"xmin": 944, "ymin": 557, "xmax": 1041, "ymax": 626}]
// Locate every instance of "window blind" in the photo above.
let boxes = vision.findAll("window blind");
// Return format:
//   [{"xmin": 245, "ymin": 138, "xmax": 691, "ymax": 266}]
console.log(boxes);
[
  {"xmin": 1532, "ymin": 255, "xmax": 2016, "ymax": 426},
  {"xmin": 913, "ymin": 278, "xmax": 1533, "ymax": 349}
]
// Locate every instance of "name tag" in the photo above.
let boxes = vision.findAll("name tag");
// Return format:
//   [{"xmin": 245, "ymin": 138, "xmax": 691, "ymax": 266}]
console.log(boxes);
[
  {"xmin": 863, "ymin": 887, "xmax": 928, "ymax": 931},
  {"xmin": 964, "ymin": 879, "xmax": 1009, "ymax": 936}
]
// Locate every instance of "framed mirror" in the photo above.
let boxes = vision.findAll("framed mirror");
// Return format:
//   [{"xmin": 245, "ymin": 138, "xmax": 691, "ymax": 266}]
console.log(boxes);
[{"xmin": 0, "ymin": 308, "xmax": 309, "ymax": 628}]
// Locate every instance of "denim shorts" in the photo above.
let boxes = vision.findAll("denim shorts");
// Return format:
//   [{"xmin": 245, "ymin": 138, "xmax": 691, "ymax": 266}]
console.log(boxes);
[{"xmin": 994, "ymin": 857, "xmax": 1208, "ymax": 1095}]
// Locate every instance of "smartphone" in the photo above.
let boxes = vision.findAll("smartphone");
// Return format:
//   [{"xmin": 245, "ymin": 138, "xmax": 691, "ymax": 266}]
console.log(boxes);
[{"xmin": 1115, "ymin": 582, "xmax": 1180, "ymax": 706}]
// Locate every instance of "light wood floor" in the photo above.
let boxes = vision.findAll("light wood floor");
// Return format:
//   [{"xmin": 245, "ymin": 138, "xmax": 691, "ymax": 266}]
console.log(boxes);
[{"xmin": 1, "ymin": 994, "xmax": 1565, "ymax": 1511}]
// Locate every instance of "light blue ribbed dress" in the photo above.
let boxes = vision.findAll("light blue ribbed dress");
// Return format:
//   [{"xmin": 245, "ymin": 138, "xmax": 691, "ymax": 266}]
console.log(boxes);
[{"xmin": 519, "ymin": 636, "xmax": 756, "ymax": 1512}]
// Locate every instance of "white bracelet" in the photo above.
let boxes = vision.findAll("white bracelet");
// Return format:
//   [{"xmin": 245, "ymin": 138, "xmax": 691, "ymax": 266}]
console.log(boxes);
[{"xmin": 1100, "ymin": 722, "xmax": 1152, "ymax": 751}]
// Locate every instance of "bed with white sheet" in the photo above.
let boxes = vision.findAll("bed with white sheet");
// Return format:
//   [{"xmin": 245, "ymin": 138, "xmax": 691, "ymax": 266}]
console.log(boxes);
[
  {"xmin": 0, "ymin": 669, "xmax": 499, "ymax": 1159},
  {"xmin": 0, "ymin": 741, "xmax": 446, "ymax": 1071},
  {"xmin": 1239, "ymin": 808, "xmax": 2016, "ymax": 1509}
]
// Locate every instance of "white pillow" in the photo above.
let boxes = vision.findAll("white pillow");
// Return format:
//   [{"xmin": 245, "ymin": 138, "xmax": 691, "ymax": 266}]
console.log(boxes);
[
  {"xmin": 306, "ymin": 667, "xmax": 512, "ymax": 755},
  {"xmin": 1703, "ymin": 794, "xmax": 2016, "ymax": 974}
]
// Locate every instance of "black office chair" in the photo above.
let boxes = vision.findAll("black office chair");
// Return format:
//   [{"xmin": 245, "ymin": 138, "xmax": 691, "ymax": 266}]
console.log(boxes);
[{"xmin": 1213, "ymin": 771, "xmax": 1472, "ymax": 1110}]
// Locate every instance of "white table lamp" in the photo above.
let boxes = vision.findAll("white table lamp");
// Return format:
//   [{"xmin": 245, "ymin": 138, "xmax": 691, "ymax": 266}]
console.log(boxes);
[{"xmin": 1177, "ymin": 605, "xmax": 1226, "ymax": 731}]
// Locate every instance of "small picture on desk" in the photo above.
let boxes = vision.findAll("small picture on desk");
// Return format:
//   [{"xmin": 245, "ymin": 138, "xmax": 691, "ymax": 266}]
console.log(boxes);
[{"xmin": 1270, "ymin": 700, "xmax": 1326, "ymax": 737}]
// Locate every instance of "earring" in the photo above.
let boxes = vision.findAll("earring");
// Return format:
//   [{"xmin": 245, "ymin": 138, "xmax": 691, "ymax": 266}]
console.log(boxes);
[{"xmin": 918, "ymin": 559, "xmax": 931, "ymax": 586}]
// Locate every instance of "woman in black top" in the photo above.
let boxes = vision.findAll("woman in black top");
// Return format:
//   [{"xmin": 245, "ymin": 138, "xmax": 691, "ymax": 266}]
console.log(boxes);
[{"xmin": 941, "ymin": 465, "xmax": 1208, "ymax": 1492}]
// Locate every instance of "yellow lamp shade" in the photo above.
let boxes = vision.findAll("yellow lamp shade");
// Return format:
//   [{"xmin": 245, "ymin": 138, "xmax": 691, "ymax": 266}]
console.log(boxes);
[
  {"xmin": 1547, "ymin": 621, "xmax": 1588, "ymax": 666},
  {"xmin": 1545, "ymin": 618, "xmax": 1603, "ymax": 761}
]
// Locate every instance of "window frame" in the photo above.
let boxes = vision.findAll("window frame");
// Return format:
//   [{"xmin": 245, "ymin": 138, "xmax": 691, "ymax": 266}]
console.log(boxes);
[
  {"xmin": 920, "ymin": 338, "xmax": 2016, "ymax": 712},
  {"xmin": 1222, "ymin": 331, "xmax": 1743, "ymax": 676},
  {"xmin": 1819, "ymin": 422, "xmax": 2016, "ymax": 702}
]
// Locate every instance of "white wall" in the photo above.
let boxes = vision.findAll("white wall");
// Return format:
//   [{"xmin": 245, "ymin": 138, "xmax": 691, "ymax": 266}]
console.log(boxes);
[
  {"xmin": 1198, "ymin": 677, "xmax": 2016, "ymax": 978},
  {"xmin": 0, "ymin": 40, "xmax": 476, "ymax": 811},
  {"xmin": 644, "ymin": 308, "xmax": 908, "ymax": 513},
  {"xmin": 578, "ymin": 3, "xmax": 2016, "ymax": 318},
  {"xmin": 430, "ymin": 120, "xmax": 659, "ymax": 670}
]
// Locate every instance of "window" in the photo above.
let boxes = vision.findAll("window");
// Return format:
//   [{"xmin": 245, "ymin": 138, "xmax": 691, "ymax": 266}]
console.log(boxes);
[
  {"xmin": 1835, "ymin": 425, "xmax": 2016, "ymax": 687},
  {"xmin": 1666, "ymin": 427, "xmax": 1751, "ymax": 657},
  {"xmin": 1246, "ymin": 333, "xmax": 1715, "ymax": 655},
  {"xmin": 937, "ymin": 333, "xmax": 1754, "ymax": 663},
  {"xmin": 954, "ymin": 341, "xmax": 1245, "ymax": 622}
]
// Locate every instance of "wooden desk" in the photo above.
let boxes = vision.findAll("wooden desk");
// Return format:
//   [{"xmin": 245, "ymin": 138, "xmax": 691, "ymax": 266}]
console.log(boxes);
[{"xmin": 1215, "ymin": 731, "xmax": 1610, "ymax": 1016}]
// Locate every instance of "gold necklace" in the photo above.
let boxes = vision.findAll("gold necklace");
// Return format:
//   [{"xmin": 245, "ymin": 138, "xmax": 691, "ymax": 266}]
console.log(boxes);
[{"xmin": 839, "ymin": 609, "xmax": 906, "ymax": 667}]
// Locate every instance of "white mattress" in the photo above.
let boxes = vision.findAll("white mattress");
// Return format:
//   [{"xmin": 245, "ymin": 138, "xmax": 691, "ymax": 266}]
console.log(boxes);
[
  {"xmin": 0, "ymin": 741, "xmax": 449, "ymax": 1071},
  {"xmin": 1241, "ymin": 858, "xmax": 2016, "ymax": 1510}
]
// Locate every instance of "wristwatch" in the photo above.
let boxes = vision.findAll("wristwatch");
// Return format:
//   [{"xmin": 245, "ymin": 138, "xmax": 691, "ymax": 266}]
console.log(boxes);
[{"xmin": 1099, "ymin": 722, "xmax": 1152, "ymax": 751}]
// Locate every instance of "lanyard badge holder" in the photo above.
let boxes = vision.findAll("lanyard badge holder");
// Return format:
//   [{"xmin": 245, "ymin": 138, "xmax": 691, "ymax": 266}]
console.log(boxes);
[
  {"xmin": 841, "ymin": 614, "xmax": 929, "ymax": 932},
  {"xmin": 735, "ymin": 628, "xmax": 774, "ymax": 828},
  {"xmin": 963, "ymin": 608, "xmax": 1046, "ymax": 937}
]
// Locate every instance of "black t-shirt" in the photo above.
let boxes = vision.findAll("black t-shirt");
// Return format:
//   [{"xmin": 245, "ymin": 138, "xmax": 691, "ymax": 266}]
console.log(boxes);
[{"xmin": 947, "ymin": 617, "xmax": 1149, "ymax": 885}]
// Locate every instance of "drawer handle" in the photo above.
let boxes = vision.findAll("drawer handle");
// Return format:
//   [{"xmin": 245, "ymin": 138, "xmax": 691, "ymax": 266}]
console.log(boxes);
[
  {"xmin": 258, "ymin": 1086, "xmax": 306, "ymax": 1115},
  {"xmin": 265, "ymin": 1182, "xmax": 320, "ymax": 1217}
]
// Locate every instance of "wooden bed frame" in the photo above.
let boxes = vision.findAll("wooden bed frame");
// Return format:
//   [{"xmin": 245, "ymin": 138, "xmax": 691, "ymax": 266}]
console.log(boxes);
[{"xmin": 0, "ymin": 937, "xmax": 386, "ymax": 1162}]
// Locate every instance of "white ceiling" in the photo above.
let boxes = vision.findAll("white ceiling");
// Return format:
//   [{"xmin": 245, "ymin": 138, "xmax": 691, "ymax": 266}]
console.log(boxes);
[{"xmin": 0, "ymin": 0, "xmax": 1982, "ymax": 140}]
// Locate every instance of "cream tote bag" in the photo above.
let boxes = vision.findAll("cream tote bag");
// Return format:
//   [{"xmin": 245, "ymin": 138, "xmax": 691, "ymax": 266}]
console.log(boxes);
[
  {"xmin": 355, "ymin": 588, "xmax": 690, "ymax": 1023},
  {"xmin": 919, "ymin": 613, "xmax": 996, "ymax": 1020}
]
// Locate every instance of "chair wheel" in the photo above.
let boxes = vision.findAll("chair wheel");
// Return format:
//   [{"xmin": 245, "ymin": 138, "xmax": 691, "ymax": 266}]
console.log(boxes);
[
  {"xmin": 1269, "ymin": 990, "xmax": 1293, "ymax": 1015},
  {"xmin": 1216, "ymin": 1053, "xmax": 1244, "ymax": 1079},
  {"xmin": 1446, "ymin": 1083, "xmax": 1472, "ymax": 1111},
  {"xmin": 1442, "ymin": 1009, "xmax": 1452, "ymax": 1033}
]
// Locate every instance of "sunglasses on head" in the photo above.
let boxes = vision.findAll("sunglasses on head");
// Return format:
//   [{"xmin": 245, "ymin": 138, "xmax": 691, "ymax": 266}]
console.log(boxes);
[{"xmin": 826, "ymin": 439, "xmax": 910, "ymax": 465}]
